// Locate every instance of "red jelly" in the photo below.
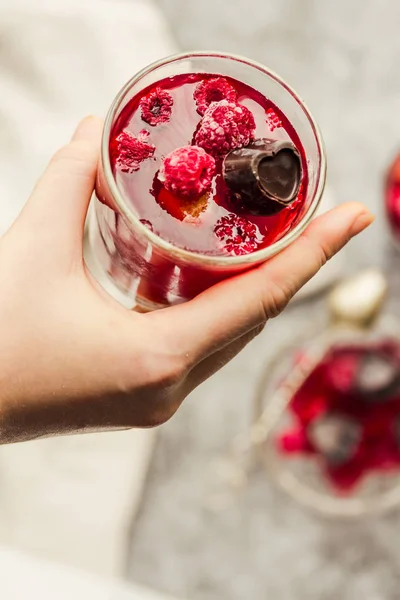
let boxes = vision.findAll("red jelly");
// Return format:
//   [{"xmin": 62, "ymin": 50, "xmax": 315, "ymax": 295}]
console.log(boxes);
[
  {"xmin": 193, "ymin": 77, "xmax": 237, "ymax": 115},
  {"xmin": 109, "ymin": 73, "xmax": 308, "ymax": 258},
  {"xmin": 159, "ymin": 145, "xmax": 216, "ymax": 198}
]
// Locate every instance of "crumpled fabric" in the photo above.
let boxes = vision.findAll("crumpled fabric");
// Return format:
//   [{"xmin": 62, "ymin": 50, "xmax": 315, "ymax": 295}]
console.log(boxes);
[
  {"xmin": 0, "ymin": 0, "xmax": 176, "ymax": 583},
  {"xmin": 0, "ymin": 0, "xmax": 176, "ymax": 234}
]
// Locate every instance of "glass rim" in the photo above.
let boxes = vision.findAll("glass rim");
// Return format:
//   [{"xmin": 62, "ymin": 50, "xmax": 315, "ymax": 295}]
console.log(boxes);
[{"xmin": 101, "ymin": 50, "xmax": 327, "ymax": 267}]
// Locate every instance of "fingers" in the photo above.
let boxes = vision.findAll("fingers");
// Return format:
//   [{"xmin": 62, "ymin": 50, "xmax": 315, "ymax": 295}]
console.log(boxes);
[
  {"xmin": 154, "ymin": 202, "xmax": 374, "ymax": 364},
  {"xmin": 19, "ymin": 116, "xmax": 103, "ymax": 252},
  {"xmin": 71, "ymin": 117, "xmax": 103, "ymax": 143}
]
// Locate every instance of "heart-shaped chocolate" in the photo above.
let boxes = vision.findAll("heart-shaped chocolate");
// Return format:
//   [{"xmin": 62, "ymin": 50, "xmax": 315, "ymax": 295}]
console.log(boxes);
[
  {"xmin": 355, "ymin": 350, "xmax": 400, "ymax": 402},
  {"xmin": 308, "ymin": 413, "xmax": 361, "ymax": 466},
  {"xmin": 222, "ymin": 138, "xmax": 303, "ymax": 216}
]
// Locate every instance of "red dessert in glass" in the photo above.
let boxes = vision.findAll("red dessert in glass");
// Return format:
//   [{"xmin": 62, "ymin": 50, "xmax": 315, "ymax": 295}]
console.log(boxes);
[
  {"xmin": 385, "ymin": 153, "xmax": 400, "ymax": 246},
  {"xmin": 278, "ymin": 341, "xmax": 400, "ymax": 493},
  {"xmin": 90, "ymin": 53, "xmax": 326, "ymax": 310}
]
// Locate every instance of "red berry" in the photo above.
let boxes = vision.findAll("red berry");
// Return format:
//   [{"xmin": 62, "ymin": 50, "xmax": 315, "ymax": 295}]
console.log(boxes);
[
  {"xmin": 279, "ymin": 427, "xmax": 312, "ymax": 454},
  {"xmin": 112, "ymin": 130, "xmax": 155, "ymax": 173},
  {"xmin": 324, "ymin": 350, "xmax": 360, "ymax": 395},
  {"xmin": 158, "ymin": 145, "xmax": 216, "ymax": 198},
  {"xmin": 214, "ymin": 213, "xmax": 261, "ymax": 255},
  {"xmin": 193, "ymin": 77, "xmax": 237, "ymax": 116},
  {"xmin": 194, "ymin": 100, "xmax": 256, "ymax": 156},
  {"xmin": 139, "ymin": 87, "xmax": 173, "ymax": 126},
  {"xmin": 266, "ymin": 107, "xmax": 282, "ymax": 132}
]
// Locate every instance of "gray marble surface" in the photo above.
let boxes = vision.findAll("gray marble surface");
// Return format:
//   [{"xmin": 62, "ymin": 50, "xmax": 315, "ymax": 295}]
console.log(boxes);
[{"xmin": 128, "ymin": 1, "xmax": 400, "ymax": 598}]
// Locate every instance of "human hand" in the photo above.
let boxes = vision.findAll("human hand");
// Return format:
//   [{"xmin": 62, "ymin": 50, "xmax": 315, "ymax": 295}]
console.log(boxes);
[{"xmin": 0, "ymin": 117, "xmax": 373, "ymax": 444}]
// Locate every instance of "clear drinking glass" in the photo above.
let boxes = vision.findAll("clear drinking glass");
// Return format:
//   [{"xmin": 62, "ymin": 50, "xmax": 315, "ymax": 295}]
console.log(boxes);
[
  {"xmin": 86, "ymin": 52, "xmax": 326, "ymax": 310},
  {"xmin": 254, "ymin": 316, "xmax": 400, "ymax": 518}
]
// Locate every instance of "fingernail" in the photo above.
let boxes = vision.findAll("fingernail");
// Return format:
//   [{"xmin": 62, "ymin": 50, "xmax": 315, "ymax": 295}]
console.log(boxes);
[
  {"xmin": 71, "ymin": 116, "xmax": 103, "ymax": 141},
  {"xmin": 350, "ymin": 211, "xmax": 375, "ymax": 237}
]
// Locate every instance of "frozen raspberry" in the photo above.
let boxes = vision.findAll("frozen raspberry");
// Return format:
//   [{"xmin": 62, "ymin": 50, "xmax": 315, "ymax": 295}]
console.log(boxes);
[
  {"xmin": 193, "ymin": 77, "xmax": 237, "ymax": 116},
  {"xmin": 112, "ymin": 130, "xmax": 155, "ymax": 173},
  {"xmin": 214, "ymin": 213, "xmax": 261, "ymax": 256},
  {"xmin": 324, "ymin": 350, "xmax": 360, "ymax": 395},
  {"xmin": 158, "ymin": 145, "xmax": 216, "ymax": 198},
  {"xmin": 194, "ymin": 100, "xmax": 256, "ymax": 156},
  {"xmin": 266, "ymin": 107, "xmax": 282, "ymax": 132},
  {"xmin": 139, "ymin": 87, "xmax": 173, "ymax": 126},
  {"xmin": 279, "ymin": 427, "xmax": 312, "ymax": 454}
]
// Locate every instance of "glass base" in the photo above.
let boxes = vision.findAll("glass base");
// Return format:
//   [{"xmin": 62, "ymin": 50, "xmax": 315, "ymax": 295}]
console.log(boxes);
[
  {"xmin": 84, "ymin": 206, "xmax": 166, "ymax": 312},
  {"xmin": 253, "ymin": 319, "xmax": 400, "ymax": 518}
]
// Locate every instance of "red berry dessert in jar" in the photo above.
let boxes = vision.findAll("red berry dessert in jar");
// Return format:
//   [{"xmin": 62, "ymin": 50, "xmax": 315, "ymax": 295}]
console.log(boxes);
[
  {"xmin": 278, "ymin": 340, "xmax": 400, "ymax": 493},
  {"xmin": 385, "ymin": 152, "xmax": 400, "ymax": 246},
  {"xmin": 110, "ymin": 74, "xmax": 306, "ymax": 256},
  {"xmin": 91, "ymin": 53, "xmax": 326, "ymax": 309}
]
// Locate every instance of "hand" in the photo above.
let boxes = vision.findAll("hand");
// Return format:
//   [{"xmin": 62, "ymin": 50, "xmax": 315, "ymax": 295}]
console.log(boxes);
[{"xmin": 0, "ymin": 117, "xmax": 373, "ymax": 444}]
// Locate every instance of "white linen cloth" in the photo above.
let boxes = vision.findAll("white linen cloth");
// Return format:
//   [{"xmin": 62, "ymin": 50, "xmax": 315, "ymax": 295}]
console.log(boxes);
[
  {"xmin": 0, "ymin": 544, "xmax": 182, "ymax": 600},
  {"xmin": 0, "ymin": 0, "xmax": 176, "ymax": 579}
]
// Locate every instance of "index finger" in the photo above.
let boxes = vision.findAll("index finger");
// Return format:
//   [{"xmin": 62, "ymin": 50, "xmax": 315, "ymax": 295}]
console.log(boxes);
[{"xmin": 149, "ymin": 202, "xmax": 374, "ymax": 364}]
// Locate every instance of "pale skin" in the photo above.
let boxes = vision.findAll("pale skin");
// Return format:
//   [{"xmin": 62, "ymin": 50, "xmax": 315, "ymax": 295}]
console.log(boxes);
[{"xmin": 0, "ymin": 117, "xmax": 374, "ymax": 444}]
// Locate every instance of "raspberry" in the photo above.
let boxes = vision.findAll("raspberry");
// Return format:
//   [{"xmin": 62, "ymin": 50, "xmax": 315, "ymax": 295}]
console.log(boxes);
[
  {"xmin": 266, "ymin": 107, "xmax": 282, "ymax": 132},
  {"xmin": 112, "ymin": 130, "xmax": 155, "ymax": 173},
  {"xmin": 279, "ymin": 427, "xmax": 311, "ymax": 454},
  {"xmin": 193, "ymin": 77, "xmax": 237, "ymax": 116},
  {"xmin": 158, "ymin": 145, "xmax": 216, "ymax": 198},
  {"xmin": 214, "ymin": 213, "xmax": 261, "ymax": 255},
  {"xmin": 194, "ymin": 100, "xmax": 256, "ymax": 156},
  {"xmin": 324, "ymin": 350, "xmax": 360, "ymax": 395},
  {"xmin": 139, "ymin": 87, "xmax": 173, "ymax": 126}
]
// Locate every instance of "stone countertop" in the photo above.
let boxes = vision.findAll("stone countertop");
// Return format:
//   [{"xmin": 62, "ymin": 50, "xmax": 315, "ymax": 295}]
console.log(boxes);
[{"xmin": 128, "ymin": 1, "xmax": 400, "ymax": 599}]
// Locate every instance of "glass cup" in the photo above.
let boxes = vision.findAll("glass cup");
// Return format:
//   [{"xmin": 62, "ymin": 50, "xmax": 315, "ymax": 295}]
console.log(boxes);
[
  {"xmin": 87, "ymin": 51, "xmax": 326, "ymax": 311},
  {"xmin": 254, "ymin": 316, "xmax": 400, "ymax": 518}
]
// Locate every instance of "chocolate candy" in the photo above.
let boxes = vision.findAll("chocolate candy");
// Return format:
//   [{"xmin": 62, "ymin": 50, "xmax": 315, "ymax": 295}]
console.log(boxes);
[
  {"xmin": 222, "ymin": 138, "xmax": 302, "ymax": 216},
  {"xmin": 355, "ymin": 351, "xmax": 400, "ymax": 402},
  {"xmin": 308, "ymin": 413, "xmax": 361, "ymax": 466}
]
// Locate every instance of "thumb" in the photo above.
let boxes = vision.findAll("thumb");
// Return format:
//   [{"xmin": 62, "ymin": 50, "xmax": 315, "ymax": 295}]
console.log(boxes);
[
  {"xmin": 153, "ymin": 202, "xmax": 374, "ymax": 364},
  {"xmin": 18, "ymin": 116, "xmax": 103, "ymax": 254}
]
